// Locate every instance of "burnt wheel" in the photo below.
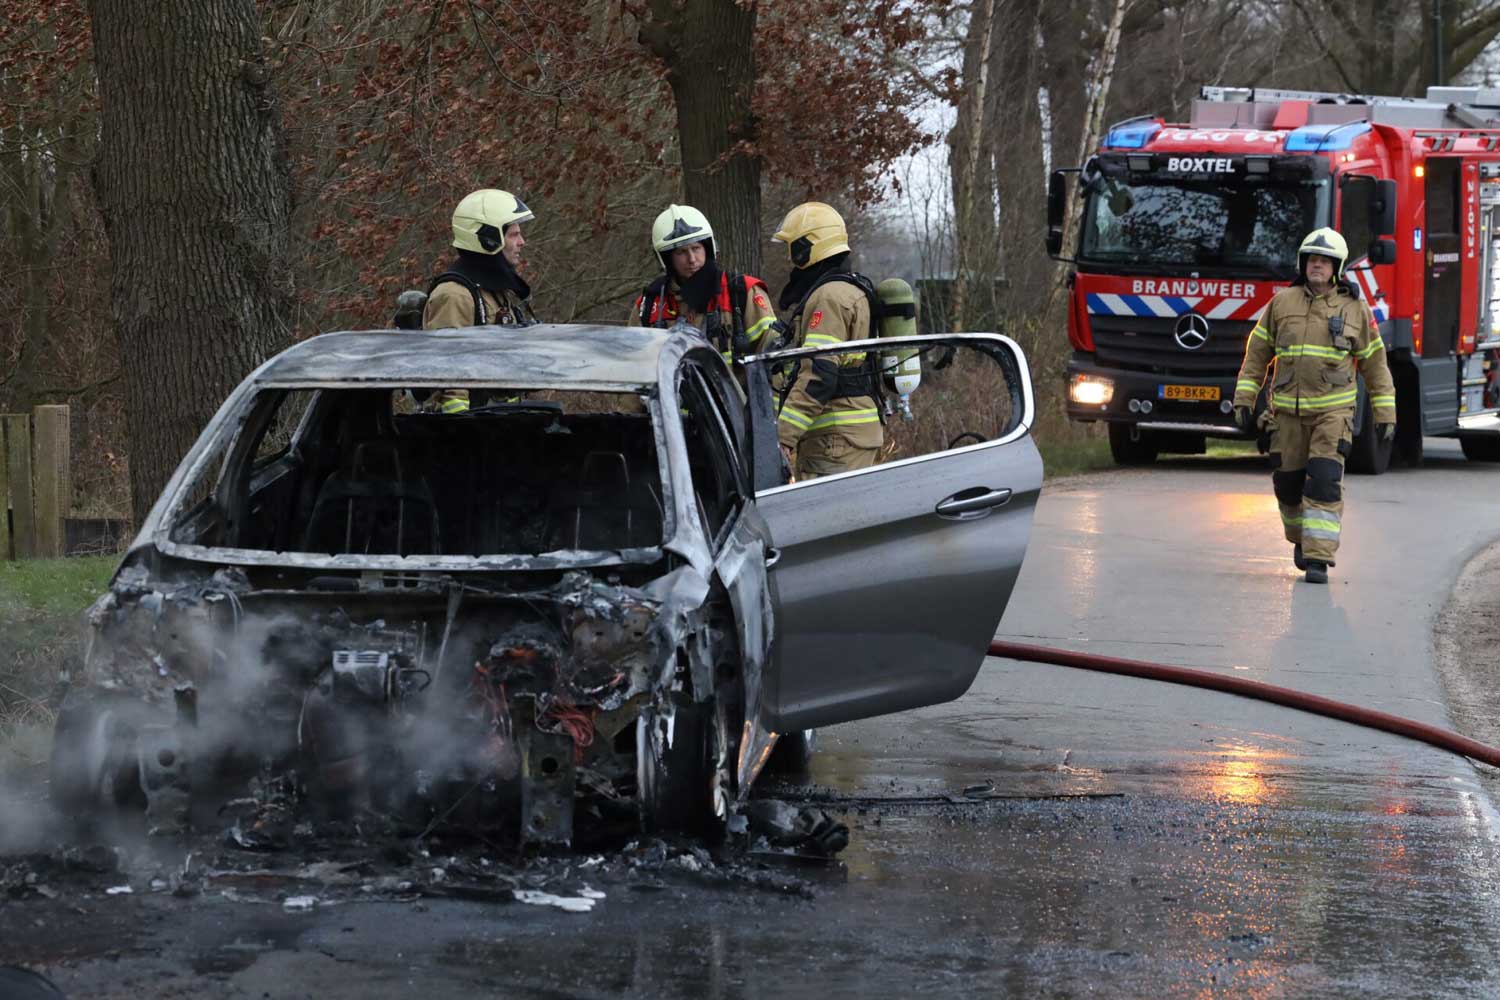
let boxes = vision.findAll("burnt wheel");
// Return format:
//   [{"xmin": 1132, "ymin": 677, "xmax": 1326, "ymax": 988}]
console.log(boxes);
[
  {"xmin": 49, "ymin": 694, "xmax": 148, "ymax": 816},
  {"xmin": 637, "ymin": 697, "xmax": 721, "ymax": 839}
]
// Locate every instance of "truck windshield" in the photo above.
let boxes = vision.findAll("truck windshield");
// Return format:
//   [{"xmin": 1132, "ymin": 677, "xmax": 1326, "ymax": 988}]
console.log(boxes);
[{"xmin": 1079, "ymin": 175, "xmax": 1330, "ymax": 277}]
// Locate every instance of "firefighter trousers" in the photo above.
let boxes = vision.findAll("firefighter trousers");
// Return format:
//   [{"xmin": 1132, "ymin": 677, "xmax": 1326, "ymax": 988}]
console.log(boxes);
[
  {"xmin": 1269, "ymin": 409, "xmax": 1352, "ymax": 563},
  {"xmin": 795, "ymin": 433, "xmax": 880, "ymax": 480}
]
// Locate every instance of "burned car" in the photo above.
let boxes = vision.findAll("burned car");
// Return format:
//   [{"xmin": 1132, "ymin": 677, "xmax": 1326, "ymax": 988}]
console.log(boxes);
[{"xmin": 51, "ymin": 324, "xmax": 1041, "ymax": 845}]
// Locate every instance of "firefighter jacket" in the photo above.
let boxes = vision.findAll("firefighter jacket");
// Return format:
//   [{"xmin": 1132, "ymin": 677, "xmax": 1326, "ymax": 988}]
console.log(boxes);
[
  {"xmin": 423, "ymin": 280, "xmax": 534, "ymax": 413},
  {"xmin": 629, "ymin": 271, "xmax": 779, "ymax": 361},
  {"xmin": 1233, "ymin": 283, "xmax": 1396, "ymax": 422},
  {"xmin": 424, "ymin": 281, "xmax": 534, "ymax": 330},
  {"xmin": 776, "ymin": 278, "xmax": 883, "ymax": 452}
]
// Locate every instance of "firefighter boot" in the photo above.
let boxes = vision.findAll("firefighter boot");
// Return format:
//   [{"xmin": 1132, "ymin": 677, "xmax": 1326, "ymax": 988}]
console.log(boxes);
[
  {"xmin": 1293, "ymin": 543, "xmax": 1307, "ymax": 571},
  {"xmin": 1305, "ymin": 560, "xmax": 1329, "ymax": 584}
]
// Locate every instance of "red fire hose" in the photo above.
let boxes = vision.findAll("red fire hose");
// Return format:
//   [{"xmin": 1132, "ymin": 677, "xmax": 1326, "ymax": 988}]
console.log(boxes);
[{"xmin": 988, "ymin": 640, "xmax": 1500, "ymax": 768}]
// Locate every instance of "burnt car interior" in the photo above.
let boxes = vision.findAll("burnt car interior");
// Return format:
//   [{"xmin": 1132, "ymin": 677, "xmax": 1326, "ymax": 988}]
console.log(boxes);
[{"xmin": 170, "ymin": 388, "xmax": 674, "ymax": 556}]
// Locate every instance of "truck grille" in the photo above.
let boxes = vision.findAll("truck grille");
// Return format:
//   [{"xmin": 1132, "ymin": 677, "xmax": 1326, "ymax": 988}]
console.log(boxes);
[{"xmin": 1090, "ymin": 314, "xmax": 1251, "ymax": 377}]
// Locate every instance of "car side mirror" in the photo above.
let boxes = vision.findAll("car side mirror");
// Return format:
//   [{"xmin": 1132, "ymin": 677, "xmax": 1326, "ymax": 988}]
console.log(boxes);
[
  {"xmin": 1368, "ymin": 237, "xmax": 1397, "ymax": 266},
  {"xmin": 1046, "ymin": 170, "xmax": 1067, "ymax": 258},
  {"xmin": 1371, "ymin": 179, "xmax": 1397, "ymax": 236}
]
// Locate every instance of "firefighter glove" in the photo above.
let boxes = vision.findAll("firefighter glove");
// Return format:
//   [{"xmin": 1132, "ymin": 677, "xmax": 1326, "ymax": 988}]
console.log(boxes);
[
  {"xmin": 1377, "ymin": 421, "xmax": 1396, "ymax": 444},
  {"xmin": 1234, "ymin": 405, "xmax": 1254, "ymax": 433}
]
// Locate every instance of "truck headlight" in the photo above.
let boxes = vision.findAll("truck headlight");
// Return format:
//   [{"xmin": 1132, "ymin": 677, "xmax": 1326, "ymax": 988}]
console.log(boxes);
[{"xmin": 1069, "ymin": 374, "xmax": 1114, "ymax": 406}]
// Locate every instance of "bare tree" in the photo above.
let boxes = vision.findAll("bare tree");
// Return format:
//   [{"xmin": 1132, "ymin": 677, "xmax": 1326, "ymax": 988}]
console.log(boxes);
[{"xmin": 948, "ymin": 0, "xmax": 997, "ymax": 331}]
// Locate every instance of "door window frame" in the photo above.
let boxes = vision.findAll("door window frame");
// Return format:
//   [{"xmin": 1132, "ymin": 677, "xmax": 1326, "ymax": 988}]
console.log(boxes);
[
  {"xmin": 675, "ymin": 355, "xmax": 750, "ymax": 550},
  {"xmin": 740, "ymin": 333, "xmax": 1036, "ymax": 497}
]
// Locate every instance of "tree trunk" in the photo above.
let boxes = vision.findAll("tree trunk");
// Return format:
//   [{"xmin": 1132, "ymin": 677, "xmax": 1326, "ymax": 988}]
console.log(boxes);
[
  {"xmin": 1063, "ymin": 0, "xmax": 1129, "ymax": 263},
  {"xmin": 947, "ymin": 0, "xmax": 997, "ymax": 332},
  {"xmin": 87, "ymin": 0, "xmax": 293, "ymax": 524},
  {"xmin": 642, "ymin": 0, "xmax": 761, "ymax": 275}
]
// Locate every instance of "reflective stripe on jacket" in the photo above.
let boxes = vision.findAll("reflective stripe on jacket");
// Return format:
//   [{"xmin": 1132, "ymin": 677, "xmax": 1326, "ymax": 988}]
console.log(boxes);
[
  {"xmin": 422, "ymin": 280, "xmax": 534, "ymax": 414},
  {"xmin": 777, "ymin": 279, "xmax": 883, "ymax": 452},
  {"xmin": 629, "ymin": 271, "xmax": 778, "ymax": 361},
  {"xmin": 1233, "ymin": 283, "xmax": 1396, "ymax": 421}
]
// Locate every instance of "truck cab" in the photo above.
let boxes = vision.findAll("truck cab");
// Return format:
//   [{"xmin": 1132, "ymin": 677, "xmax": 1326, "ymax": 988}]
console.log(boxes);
[{"xmin": 1050, "ymin": 85, "xmax": 1500, "ymax": 471}]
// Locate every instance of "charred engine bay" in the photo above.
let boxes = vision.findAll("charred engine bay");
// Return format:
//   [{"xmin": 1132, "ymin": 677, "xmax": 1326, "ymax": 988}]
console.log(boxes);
[{"xmin": 53, "ymin": 560, "xmax": 726, "ymax": 848}]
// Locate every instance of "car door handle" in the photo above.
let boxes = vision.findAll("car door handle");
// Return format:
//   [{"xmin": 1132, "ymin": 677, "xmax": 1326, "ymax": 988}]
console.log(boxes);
[
  {"xmin": 765, "ymin": 546, "xmax": 782, "ymax": 569},
  {"xmin": 935, "ymin": 487, "xmax": 1012, "ymax": 520}
]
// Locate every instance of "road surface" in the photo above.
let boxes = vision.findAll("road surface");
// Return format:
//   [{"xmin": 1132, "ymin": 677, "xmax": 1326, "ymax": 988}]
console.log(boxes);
[{"xmin": 5, "ymin": 440, "xmax": 1499, "ymax": 998}]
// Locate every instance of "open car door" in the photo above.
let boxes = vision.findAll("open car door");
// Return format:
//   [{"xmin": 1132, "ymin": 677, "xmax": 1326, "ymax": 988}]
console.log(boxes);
[{"xmin": 741, "ymin": 333, "xmax": 1042, "ymax": 734}]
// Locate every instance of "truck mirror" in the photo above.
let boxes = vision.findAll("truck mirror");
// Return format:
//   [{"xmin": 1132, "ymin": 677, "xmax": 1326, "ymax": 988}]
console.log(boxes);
[
  {"xmin": 1369, "ymin": 237, "xmax": 1397, "ymax": 266},
  {"xmin": 1371, "ymin": 179, "xmax": 1397, "ymax": 236},
  {"xmin": 1046, "ymin": 171, "xmax": 1067, "ymax": 257}
]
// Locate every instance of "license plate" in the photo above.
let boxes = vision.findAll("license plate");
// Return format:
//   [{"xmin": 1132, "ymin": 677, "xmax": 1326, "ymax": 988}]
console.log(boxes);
[{"xmin": 1158, "ymin": 384, "xmax": 1220, "ymax": 402}]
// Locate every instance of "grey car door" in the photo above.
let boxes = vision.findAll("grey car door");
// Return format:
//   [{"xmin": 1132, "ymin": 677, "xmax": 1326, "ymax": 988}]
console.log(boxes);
[{"xmin": 747, "ymin": 333, "xmax": 1042, "ymax": 734}]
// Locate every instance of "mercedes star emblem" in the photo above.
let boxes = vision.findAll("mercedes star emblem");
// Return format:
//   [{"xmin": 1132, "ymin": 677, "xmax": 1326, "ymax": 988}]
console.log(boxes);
[{"xmin": 1174, "ymin": 312, "xmax": 1210, "ymax": 350}]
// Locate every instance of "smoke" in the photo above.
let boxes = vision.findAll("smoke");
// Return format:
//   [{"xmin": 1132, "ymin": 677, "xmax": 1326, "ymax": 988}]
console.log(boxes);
[
  {"xmin": 0, "ymin": 758, "xmax": 55, "ymax": 854},
  {"xmin": 28, "ymin": 569, "xmax": 665, "ymax": 846}
]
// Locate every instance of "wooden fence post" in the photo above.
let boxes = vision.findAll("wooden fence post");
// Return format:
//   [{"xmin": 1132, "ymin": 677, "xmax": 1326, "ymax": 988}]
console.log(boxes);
[
  {"xmin": 2, "ymin": 414, "xmax": 34, "ymax": 559},
  {"xmin": 33, "ymin": 405, "xmax": 71, "ymax": 559},
  {"xmin": 0, "ymin": 417, "xmax": 10, "ymax": 560}
]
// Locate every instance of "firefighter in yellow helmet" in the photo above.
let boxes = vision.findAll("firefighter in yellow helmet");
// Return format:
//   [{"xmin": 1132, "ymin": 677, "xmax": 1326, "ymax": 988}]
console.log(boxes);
[
  {"xmin": 770, "ymin": 202, "xmax": 883, "ymax": 479},
  {"xmin": 1232, "ymin": 227, "xmax": 1395, "ymax": 583},
  {"xmin": 630, "ymin": 204, "xmax": 780, "ymax": 363},
  {"xmin": 423, "ymin": 188, "xmax": 538, "ymax": 413}
]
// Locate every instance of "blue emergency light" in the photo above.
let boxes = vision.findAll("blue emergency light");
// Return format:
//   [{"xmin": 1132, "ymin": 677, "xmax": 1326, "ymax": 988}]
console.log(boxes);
[
  {"xmin": 1283, "ymin": 121, "xmax": 1372, "ymax": 152},
  {"xmin": 1104, "ymin": 121, "xmax": 1162, "ymax": 149}
]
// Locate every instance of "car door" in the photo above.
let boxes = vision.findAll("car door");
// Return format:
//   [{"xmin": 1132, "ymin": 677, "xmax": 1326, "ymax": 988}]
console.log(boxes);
[
  {"xmin": 742, "ymin": 333, "xmax": 1042, "ymax": 733},
  {"xmin": 669, "ymin": 352, "xmax": 774, "ymax": 699}
]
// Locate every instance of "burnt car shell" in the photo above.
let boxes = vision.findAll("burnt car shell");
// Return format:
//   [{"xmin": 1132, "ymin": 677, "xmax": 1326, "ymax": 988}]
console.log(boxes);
[{"xmin": 58, "ymin": 326, "xmax": 770, "ymax": 844}]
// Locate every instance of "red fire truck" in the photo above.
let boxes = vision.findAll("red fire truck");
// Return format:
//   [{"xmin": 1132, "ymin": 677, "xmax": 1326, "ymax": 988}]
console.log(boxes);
[{"xmin": 1047, "ymin": 85, "xmax": 1500, "ymax": 473}]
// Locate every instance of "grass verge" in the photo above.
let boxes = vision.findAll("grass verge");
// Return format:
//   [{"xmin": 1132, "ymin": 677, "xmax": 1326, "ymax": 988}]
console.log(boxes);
[
  {"xmin": 0, "ymin": 555, "xmax": 118, "ymax": 774},
  {"xmin": 1036, "ymin": 437, "xmax": 1114, "ymax": 479}
]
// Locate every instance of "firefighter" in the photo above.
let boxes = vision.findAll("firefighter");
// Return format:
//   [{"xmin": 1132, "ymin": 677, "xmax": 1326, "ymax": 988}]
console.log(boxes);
[
  {"xmin": 424, "ymin": 188, "xmax": 538, "ymax": 413},
  {"xmin": 1232, "ymin": 228, "xmax": 1395, "ymax": 584},
  {"xmin": 630, "ymin": 204, "xmax": 779, "ymax": 362},
  {"xmin": 770, "ymin": 202, "xmax": 883, "ymax": 479}
]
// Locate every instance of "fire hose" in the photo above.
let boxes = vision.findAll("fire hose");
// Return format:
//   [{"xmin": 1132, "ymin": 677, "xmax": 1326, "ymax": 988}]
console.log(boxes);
[{"xmin": 987, "ymin": 640, "xmax": 1500, "ymax": 769}]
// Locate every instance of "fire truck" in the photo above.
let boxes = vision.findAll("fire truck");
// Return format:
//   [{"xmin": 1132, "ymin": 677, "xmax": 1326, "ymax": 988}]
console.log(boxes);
[{"xmin": 1046, "ymin": 85, "xmax": 1500, "ymax": 473}]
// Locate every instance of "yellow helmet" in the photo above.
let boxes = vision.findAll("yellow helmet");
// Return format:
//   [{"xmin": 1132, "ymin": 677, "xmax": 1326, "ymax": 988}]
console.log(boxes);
[
  {"xmin": 1298, "ymin": 227, "xmax": 1349, "ymax": 279},
  {"xmin": 773, "ymin": 201, "xmax": 850, "ymax": 269},
  {"xmin": 452, "ymin": 188, "xmax": 534, "ymax": 254},
  {"xmin": 650, "ymin": 204, "xmax": 715, "ymax": 270}
]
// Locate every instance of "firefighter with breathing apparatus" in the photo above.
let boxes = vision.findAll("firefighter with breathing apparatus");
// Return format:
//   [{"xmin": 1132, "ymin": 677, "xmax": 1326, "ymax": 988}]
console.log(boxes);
[
  {"xmin": 772, "ymin": 201, "xmax": 923, "ymax": 479},
  {"xmin": 1232, "ymin": 227, "xmax": 1395, "ymax": 584},
  {"xmin": 630, "ymin": 204, "xmax": 779, "ymax": 363},
  {"xmin": 395, "ymin": 188, "xmax": 538, "ymax": 414}
]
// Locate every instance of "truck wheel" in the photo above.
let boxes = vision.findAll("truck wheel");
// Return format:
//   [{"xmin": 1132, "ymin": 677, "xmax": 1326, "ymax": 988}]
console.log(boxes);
[
  {"xmin": 1345, "ymin": 383, "xmax": 1392, "ymax": 475},
  {"xmin": 1459, "ymin": 435, "xmax": 1500, "ymax": 462},
  {"xmin": 1108, "ymin": 423, "xmax": 1158, "ymax": 465}
]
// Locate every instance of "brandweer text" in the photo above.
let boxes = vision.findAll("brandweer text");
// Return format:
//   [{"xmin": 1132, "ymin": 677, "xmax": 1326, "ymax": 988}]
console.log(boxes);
[{"xmin": 1130, "ymin": 280, "xmax": 1258, "ymax": 297}]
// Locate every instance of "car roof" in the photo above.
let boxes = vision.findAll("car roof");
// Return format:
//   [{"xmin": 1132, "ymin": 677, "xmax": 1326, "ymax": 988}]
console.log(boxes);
[{"xmin": 256, "ymin": 324, "xmax": 679, "ymax": 390}]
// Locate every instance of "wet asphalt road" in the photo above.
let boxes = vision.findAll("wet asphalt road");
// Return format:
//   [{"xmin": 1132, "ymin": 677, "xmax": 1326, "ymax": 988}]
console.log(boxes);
[{"xmin": 8, "ymin": 440, "xmax": 1500, "ymax": 998}]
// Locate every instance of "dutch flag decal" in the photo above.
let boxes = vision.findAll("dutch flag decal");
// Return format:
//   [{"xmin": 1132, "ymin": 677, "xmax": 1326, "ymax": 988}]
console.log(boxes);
[{"xmin": 1347, "ymin": 257, "xmax": 1390, "ymax": 324}]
